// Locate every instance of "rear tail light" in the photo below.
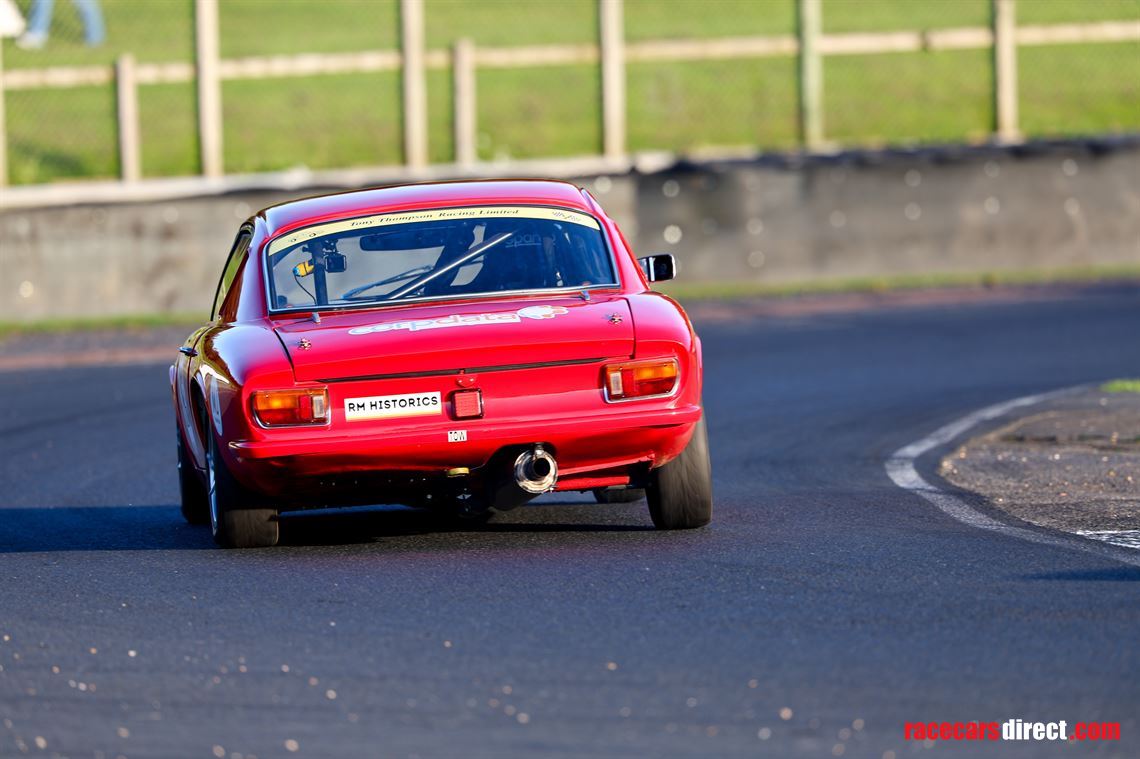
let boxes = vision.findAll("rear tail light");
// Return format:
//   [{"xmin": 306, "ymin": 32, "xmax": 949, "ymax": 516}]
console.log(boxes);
[
  {"xmin": 252, "ymin": 388, "xmax": 329, "ymax": 427},
  {"xmin": 452, "ymin": 389, "xmax": 484, "ymax": 419},
  {"xmin": 603, "ymin": 358, "xmax": 679, "ymax": 401}
]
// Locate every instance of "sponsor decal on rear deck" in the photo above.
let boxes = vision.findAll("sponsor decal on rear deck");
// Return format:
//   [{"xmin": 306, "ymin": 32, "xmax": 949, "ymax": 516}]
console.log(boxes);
[
  {"xmin": 345, "ymin": 392, "xmax": 442, "ymax": 421},
  {"xmin": 348, "ymin": 305, "xmax": 569, "ymax": 336}
]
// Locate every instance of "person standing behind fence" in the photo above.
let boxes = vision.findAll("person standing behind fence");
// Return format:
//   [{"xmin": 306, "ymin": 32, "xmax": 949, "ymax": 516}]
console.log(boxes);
[{"xmin": 16, "ymin": 0, "xmax": 104, "ymax": 49}]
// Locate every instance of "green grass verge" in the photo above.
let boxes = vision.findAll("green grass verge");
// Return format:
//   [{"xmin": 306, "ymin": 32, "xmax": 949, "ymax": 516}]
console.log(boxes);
[
  {"xmin": 1101, "ymin": 379, "xmax": 1140, "ymax": 394},
  {"xmin": 2, "ymin": 1, "xmax": 1138, "ymax": 183},
  {"xmin": 0, "ymin": 313, "xmax": 202, "ymax": 340},
  {"xmin": 657, "ymin": 264, "xmax": 1140, "ymax": 300}
]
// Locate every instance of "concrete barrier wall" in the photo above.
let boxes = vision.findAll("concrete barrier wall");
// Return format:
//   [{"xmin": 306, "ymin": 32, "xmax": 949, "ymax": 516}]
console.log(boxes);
[
  {"xmin": 2, "ymin": 140, "xmax": 1137, "ymax": 322},
  {"xmin": 627, "ymin": 142, "xmax": 1140, "ymax": 285}
]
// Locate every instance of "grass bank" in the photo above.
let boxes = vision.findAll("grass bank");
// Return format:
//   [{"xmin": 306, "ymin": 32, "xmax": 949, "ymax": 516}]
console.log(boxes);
[{"xmin": 3, "ymin": 0, "xmax": 1137, "ymax": 184}]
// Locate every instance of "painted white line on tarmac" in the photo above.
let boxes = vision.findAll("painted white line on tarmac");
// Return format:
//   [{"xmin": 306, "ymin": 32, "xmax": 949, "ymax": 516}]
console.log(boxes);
[
  {"xmin": 1077, "ymin": 530, "xmax": 1140, "ymax": 550},
  {"xmin": 885, "ymin": 388, "xmax": 1140, "ymax": 569}
]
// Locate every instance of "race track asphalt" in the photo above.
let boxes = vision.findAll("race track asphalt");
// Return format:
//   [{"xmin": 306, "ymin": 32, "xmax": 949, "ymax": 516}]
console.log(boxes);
[{"xmin": 1, "ymin": 287, "xmax": 1138, "ymax": 758}]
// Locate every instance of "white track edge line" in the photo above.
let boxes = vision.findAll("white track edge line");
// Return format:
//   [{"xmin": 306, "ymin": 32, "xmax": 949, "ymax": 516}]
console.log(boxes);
[{"xmin": 885, "ymin": 387, "xmax": 1140, "ymax": 569}]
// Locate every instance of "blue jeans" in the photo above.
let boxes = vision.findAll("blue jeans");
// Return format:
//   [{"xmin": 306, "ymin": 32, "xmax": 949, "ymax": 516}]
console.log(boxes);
[{"xmin": 26, "ymin": 0, "xmax": 105, "ymax": 45}]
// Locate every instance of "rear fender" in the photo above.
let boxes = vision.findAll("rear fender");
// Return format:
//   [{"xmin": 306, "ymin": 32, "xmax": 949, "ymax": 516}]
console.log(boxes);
[
  {"xmin": 196, "ymin": 322, "xmax": 295, "ymax": 478},
  {"xmin": 624, "ymin": 292, "xmax": 702, "ymax": 405},
  {"xmin": 172, "ymin": 326, "xmax": 211, "ymax": 472}
]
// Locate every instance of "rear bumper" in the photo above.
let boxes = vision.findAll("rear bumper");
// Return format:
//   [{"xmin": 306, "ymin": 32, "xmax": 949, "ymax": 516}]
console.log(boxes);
[{"xmin": 229, "ymin": 403, "xmax": 700, "ymax": 492}]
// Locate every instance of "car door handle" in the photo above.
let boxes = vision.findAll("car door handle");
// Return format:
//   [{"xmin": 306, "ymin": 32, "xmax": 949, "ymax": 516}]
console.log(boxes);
[{"xmin": 179, "ymin": 347, "xmax": 198, "ymax": 357}]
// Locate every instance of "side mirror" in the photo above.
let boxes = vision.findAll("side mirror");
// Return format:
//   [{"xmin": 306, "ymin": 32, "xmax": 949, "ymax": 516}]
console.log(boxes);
[{"xmin": 638, "ymin": 253, "xmax": 677, "ymax": 283}]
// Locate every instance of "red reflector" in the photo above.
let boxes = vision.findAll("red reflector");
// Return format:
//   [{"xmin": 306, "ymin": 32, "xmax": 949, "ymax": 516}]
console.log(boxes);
[{"xmin": 452, "ymin": 389, "xmax": 483, "ymax": 419}]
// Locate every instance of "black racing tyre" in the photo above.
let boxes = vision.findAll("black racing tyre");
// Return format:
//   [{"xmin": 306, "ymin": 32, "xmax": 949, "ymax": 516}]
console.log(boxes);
[
  {"xmin": 592, "ymin": 487, "xmax": 646, "ymax": 504},
  {"xmin": 646, "ymin": 415, "xmax": 713, "ymax": 530},
  {"xmin": 207, "ymin": 430, "xmax": 279, "ymax": 548},
  {"xmin": 177, "ymin": 428, "xmax": 209, "ymax": 525}
]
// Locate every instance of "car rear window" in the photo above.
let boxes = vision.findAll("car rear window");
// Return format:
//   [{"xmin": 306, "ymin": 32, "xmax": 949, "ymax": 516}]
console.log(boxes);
[{"xmin": 265, "ymin": 206, "xmax": 617, "ymax": 311}]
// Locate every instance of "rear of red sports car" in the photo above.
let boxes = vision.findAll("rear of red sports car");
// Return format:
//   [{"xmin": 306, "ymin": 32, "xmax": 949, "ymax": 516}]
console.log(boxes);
[{"xmin": 173, "ymin": 180, "xmax": 711, "ymax": 547}]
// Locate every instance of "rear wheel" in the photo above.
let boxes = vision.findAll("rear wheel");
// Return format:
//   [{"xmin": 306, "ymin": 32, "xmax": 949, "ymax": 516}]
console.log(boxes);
[
  {"xmin": 177, "ymin": 429, "xmax": 209, "ymax": 525},
  {"xmin": 646, "ymin": 415, "xmax": 712, "ymax": 529},
  {"xmin": 207, "ymin": 430, "xmax": 279, "ymax": 548},
  {"xmin": 592, "ymin": 487, "xmax": 646, "ymax": 504}
]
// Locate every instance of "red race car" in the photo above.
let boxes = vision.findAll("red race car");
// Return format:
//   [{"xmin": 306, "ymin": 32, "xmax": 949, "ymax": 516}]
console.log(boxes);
[{"xmin": 172, "ymin": 180, "xmax": 711, "ymax": 547}]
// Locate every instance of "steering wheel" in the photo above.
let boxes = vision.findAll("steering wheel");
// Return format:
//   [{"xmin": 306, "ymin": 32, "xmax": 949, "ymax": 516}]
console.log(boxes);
[{"xmin": 341, "ymin": 265, "xmax": 433, "ymax": 300}]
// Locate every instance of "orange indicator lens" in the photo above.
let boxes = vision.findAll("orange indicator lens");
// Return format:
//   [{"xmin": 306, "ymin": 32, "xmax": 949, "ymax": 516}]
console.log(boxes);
[
  {"xmin": 252, "ymin": 388, "xmax": 329, "ymax": 426},
  {"xmin": 603, "ymin": 358, "xmax": 679, "ymax": 401}
]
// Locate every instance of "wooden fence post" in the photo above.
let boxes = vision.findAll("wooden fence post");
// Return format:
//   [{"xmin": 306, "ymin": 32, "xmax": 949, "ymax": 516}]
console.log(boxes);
[
  {"xmin": 115, "ymin": 54, "xmax": 141, "ymax": 182},
  {"xmin": 599, "ymin": 0, "xmax": 626, "ymax": 160},
  {"xmin": 194, "ymin": 0, "xmax": 223, "ymax": 177},
  {"xmin": 401, "ymin": 0, "xmax": 428, "ymax": 169},
  {"xmin": 993, "ymin": 0, "xmax": 1020, "ymax": 142},
  {"xmin": 797, "ymin": 0, "xmax": 824, "ymax": 151},
  {"xmin": 452, "ymin": 38, "xmax": 476, "ymax": 166}
]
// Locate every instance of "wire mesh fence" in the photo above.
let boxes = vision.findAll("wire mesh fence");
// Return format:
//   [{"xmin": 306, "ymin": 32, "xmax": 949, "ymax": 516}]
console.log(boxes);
[
  {"xmin": 2, "ymin": 0, "xmax": 187, "ymax": 183},
  {"xmin": 1019, "ymin": 39, "xmax": 1140, "ymax": 137},
  {"xmin": 0, "ymin": 0, "xmax": 1137, "ymax": 186}
]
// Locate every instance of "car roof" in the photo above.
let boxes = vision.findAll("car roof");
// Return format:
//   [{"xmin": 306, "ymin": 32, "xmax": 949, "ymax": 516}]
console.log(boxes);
[{"xmin": 258, "ymin": 179, "xmax": 595, "ymax": 240}]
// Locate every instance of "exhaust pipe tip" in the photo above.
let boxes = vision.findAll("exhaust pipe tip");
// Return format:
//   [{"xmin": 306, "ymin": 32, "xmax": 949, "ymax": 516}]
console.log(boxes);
[{"xmin": 514, "ymin": 445, "xmax": 557, "ymax": 494}]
